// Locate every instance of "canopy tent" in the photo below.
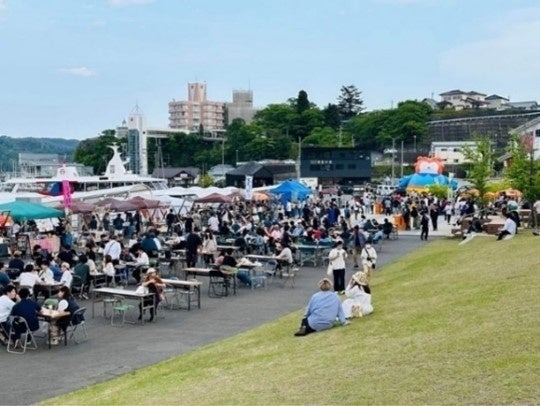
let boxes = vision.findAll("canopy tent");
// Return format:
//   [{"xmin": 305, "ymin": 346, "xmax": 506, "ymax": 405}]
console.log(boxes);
[
  {"xmin": 153, "ymin": 195, "xmax": 192, "ymax": 215},
  {"xmin": 56, "ymin": 200, "xmax": 96, "ymax": 214},
  {"xmin": 95, "ymin": 198, "xmax": 138, "ymax": 212},
  {"xmin": 194, "ymin": 193, "xmax": 233, "ymax": 204},
  {"xmin": 0, "ymin": 200, "xmax": 64, "ymax": 222},
  {"xmin": 126, "ymin": 196, "xmax": 163, "ymax": 210},
  {"xmin": 270, "ymin": 180, "xmax": 313, "ymax": 204}
]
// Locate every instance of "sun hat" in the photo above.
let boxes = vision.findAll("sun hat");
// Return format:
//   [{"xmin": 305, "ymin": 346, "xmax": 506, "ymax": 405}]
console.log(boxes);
[
  {"xmin": 352, "ymin": 271, "xmax": 369, "ymax": 286},
  {"xmin": 146, "ymin": 267, "xmax": 157, "ymax": 274}
]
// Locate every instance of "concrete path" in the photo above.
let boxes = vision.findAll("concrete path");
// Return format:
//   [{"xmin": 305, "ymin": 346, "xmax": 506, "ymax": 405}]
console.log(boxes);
[{"xmin": 2, "ymin": 233, "xmax": 437, "ymax": 405}]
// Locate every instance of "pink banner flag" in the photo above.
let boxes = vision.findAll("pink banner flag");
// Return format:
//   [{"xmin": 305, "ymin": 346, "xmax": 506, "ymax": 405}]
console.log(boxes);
[{"xmin": 62, "ymin": 180, "xmax": 72, "ymax": 209}]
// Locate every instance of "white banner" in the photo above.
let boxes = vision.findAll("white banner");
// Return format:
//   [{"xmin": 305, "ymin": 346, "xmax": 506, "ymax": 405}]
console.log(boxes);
[{"xmin": 245, "ymin": 176, "xmax": 253, "ymax": 200}]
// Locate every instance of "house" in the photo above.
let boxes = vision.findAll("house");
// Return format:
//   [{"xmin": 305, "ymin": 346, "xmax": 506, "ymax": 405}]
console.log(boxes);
[
  {"xmin": 152, "ymin": 167, "xmax": 200, "ymax": 187},
  {"xmin": 439, "ymin": 89, "xmax": 488, "ymax": 110},
  {"xmin": 485, "ymin": 94, "xmax": 509, "ymax": 110},
  {"xmin": 505, "ymin": 101, "xmax": 539, "ymax": 111}
]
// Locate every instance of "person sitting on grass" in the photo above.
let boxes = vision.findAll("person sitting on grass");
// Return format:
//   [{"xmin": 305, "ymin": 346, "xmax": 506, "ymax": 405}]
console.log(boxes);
[
  {"xmin": 342, "ymin": 271, "xmax": 373, "ymax": 319},
  {"xmin": 294, "ymin": 278, "xmax": 348, "ymax": 337},
  {"xmin": 497, "ymin": 212, "xmax": 517, "ymax": 241}
]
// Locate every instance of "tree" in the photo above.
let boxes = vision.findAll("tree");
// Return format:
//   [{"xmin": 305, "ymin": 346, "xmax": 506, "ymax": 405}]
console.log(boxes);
[
  {"xmin": 322, "ymin": 103, "xmax": 341, "ymax": 130},
  {"xmin": 337, "ymin": 85, "xmax": 364, "ymax": 119},
  {"xmin": 504, "ymin": 133, "xmax": 540, "ymax": 202},
  {"xmin": 295, "ymin": 90, "xmax": 311, "ymax": 114},
  {"xmin": 73, "ymin": 130, "xmax": 119, "ymax": 174},
  {"xmin": 462, "ymin": 136, "xmax": 493, "ymax": 213},
  {"xmin": 199, "ymin": 173, "xmax": 214, "ymax": 187}
]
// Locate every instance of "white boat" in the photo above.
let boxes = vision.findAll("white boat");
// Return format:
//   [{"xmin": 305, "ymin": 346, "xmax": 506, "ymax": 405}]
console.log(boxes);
[{"xmin": 0, "ymin": 145, "xmax": 168, "ymax": 205}]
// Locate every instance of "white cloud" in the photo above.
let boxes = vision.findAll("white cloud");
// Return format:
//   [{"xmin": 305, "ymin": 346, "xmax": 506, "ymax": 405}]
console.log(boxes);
[
  {"xmin": 107, "ymin": 0, "xmax": 155, "ymax": 6},
  {"xmin": 440, "ymin": 8, "xmax": 540, "ymax": 83},
  {"xmin": 59, "ymin": 67, "xmax": 97, "ymax": 77}
]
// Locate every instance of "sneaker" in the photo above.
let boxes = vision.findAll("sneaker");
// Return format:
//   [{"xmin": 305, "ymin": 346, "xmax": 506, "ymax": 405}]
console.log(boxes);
[{"xmin": 294, "ymin": 326, "xmax": 307, "ymax": 336}]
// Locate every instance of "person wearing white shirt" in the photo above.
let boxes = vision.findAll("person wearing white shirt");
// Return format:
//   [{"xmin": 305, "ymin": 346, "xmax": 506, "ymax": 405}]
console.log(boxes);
[
  {"xmin": 274, "ymin": 243, "xmax": 293, "ymax": 266},
  {"xmin": 38, "ymin": 263, "xmax": 55, "ymax": 284},
  {"xmin": 18, "ymin": 264, "xmax": 42, "ymax": 295},
  {"xmin": 60, "ymin": 262, "xmax": 73, "ymax": 288},
  {"xmin": 103, "ymin": 237, "xmax": 122, "ymax": 262},
  {"xmin": 497, "ymin": 213, "xmax": 517, "ymax": 240},
  {"xmin": 327, "ymin": 240, "xmax": 348, "ymax": 293},
  {"xmin": 360, "ymin": 243, "xmax": 378, "ymax": 281},
  {"xmin": 208, "ymin": 214, "xmax": 219, "ymax": 232}
]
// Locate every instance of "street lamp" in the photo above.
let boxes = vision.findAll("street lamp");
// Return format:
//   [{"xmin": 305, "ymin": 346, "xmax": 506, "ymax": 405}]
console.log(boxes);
[
  {"xmin": 391, "ymin": 138, "xmax": 396, "ymax": 186},
  {"xmin": 297, "ymin": 136, "xmax": 302, "ymax": 179}
]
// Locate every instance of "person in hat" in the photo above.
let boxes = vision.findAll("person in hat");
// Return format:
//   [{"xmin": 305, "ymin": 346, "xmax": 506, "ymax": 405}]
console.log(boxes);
[
  {"xmin": 294, "ymin": 278, "xmax": 347, "ymax": 336},
  {"xmin": 138, "ymin": 268, "xmax": 165, "ymax": 322},
  {"xmin": 360, "ymin": 242, "xmax": 377, "ymax": 280},
  {"xmin": 342, "ymin": 271, "xmax": 373, "ymax": 319},
  {"xmin": 327, "ymin": 239, "xmax": 347, "ymax": 294}
]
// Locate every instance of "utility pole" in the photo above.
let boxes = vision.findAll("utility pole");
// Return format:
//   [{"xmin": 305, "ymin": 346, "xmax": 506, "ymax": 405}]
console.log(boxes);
[
  {"xmin": 221, "ymin": 138, "xmax": 225, "ymax": 165},
  {"xmin": 236, "ymin": 149, "xmax": 239, "ymax": 166},
  {"xmin": 297, "ymin": 136, "xmax": 302, "ymax": 179},
  {"xmin": 391, "ymin": 138, "xmax": 395, "ymax": 186},
  {"xmin": 400, "ymin": 139, "xmax": 404, "ymax": 178}
]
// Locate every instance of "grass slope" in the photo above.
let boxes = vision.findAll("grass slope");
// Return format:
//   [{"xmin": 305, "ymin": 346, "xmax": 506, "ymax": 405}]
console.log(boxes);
[{"xmin": 44, "ymin": 235, "xmax": 540, "ymax": 405}]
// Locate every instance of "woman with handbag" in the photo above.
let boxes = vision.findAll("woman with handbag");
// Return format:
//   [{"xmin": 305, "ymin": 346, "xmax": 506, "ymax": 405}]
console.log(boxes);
[
  {"xmin": 137, "ymin": 268, "xmax": 165, "ymax": 322},
  {"xmin": 327, "ymin": 240, "xmax": 347, "ymax": 294}
]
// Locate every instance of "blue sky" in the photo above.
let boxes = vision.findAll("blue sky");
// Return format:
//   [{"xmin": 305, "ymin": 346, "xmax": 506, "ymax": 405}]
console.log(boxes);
[{"xmin": 1, "ymin": 0, "xmax": 539, "ymax": 139}]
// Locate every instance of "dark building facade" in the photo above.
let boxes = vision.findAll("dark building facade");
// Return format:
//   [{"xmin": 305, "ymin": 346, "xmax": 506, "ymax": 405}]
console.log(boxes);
[{"xmin": 300, "ymin": 147, "xmax": 371, "ymax": 184}]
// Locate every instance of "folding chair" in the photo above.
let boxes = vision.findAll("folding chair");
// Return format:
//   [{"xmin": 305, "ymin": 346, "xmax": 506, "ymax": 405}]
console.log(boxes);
[
  {"xmin": 262, "ymin": 260, "xmax": 278, "ymax": 285},
  {"xmin": 111, "ymin": 296, "xmax": 134, "ymax": 326},
  {"xmin": 65, "ymin": 307, "xmax": 88, "ymax": 344},
  {"xmin": 208, "ymin": 270, "xmax": 229, "ymax": 298},
  {"xmin": 6, "ymin": 316, "xmax": 38, "ymax": 354},
  {"xmin": 281, "ymin": 265, "xmax": 299, "ymax": 288}
]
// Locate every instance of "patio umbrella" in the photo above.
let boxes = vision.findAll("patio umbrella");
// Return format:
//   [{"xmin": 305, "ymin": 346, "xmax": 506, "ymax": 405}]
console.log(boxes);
[{"xmin": 0, "ymin": 200, "xmax": 64, "ymax": 221}]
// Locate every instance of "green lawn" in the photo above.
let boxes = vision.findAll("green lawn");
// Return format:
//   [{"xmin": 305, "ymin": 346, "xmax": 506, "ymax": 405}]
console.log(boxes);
[{"xmin": 44, "ymin": 234, "xmax": 540, "ymax": 405}]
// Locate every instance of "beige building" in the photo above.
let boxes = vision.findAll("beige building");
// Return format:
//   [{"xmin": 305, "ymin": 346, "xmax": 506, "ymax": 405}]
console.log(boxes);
[
  {"xmin": 439, "ymin": 89, "xmax": 487, "ymax": 110},
  {"xmin": 169, "ymin": 83, "xmax": 226, "ymax": 132},
  {"xmin": 227, "ymin": 89, "xmax": 257, "ymax": 124}
]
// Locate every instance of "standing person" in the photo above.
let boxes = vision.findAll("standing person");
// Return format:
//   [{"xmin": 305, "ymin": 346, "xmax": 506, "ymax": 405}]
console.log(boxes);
[
  {"xmin": 166, "ymin": 209, "xmax": 176, "ymax": 236},
  {"xmin": 429, "ymin": 202, "xmax": 439, "ymax": 231},
  {"xmin": 351, "ymin": 225, "xmax": 366, "ymax": 268},
  {"xmin": 420, "ymin": 212, "xmax": 430, "ymax": 240},
  {"xmin": 360, "ymin": 243, "xmax": 377, "ymax": 281},
  {"xmin": 294, "ymin": 278, "xmax": 348, "ymax": 336},
  {"xmin": 138, "ymin": 268, "xmax": 165, "ymax": 322},
  {"xmin": 185, "ymin": 227, "xmax": 203, "ymax": 268},
  {"xmin": 444, "ymin": 201, "xmax": 453, "ymax": 225},
  {"xmin": 327, "ymin": 240, "xmax": 347, "ymax": 294},
  {"xmin": 103, "ymin": 235, "xmax": 122, "ymax": 264}
]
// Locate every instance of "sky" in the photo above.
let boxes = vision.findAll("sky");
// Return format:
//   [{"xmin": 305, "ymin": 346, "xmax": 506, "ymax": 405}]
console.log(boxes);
[{"xmin": 1, "ymin": 0, "xmax": 539, "ymax": 140}]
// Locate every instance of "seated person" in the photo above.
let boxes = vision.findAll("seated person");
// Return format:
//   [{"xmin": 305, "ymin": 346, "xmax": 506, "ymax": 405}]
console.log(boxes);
[
  {"xmin": 382, "ymin": 218, "xmax": 394, "ymax": 239},
  {"xmin": 60, "ymin": 262, "xmax": 73, "ymax": 288},
  {"xmin": 371, "ymin": 227, "xmax": 384, "ymax": 243},
  {"xmin": 140, "ymin": 233, "xmax": 159, "ymax": 257},
  {"xmin": 50, "ymin": 286, "xmax": 82, "ymax": 346},
  {"xmin": 10, "ymin": 287, "xmax": 42, "ymax": 343},
  {"xmin": 222, "ymin": 249, "xmax": 252, "ymax": 287},
  {"xmin": 294, "ymin": 278, "xmax": 347, "ymax": 336},
  {"xmin": 138, "ymin": 268, "xmax": 165, "ymax": 322},
  {"xmin": 342, "ymin": 271, "xmax": 373, "ymax": 319},
  {"xmin": 0, "ymin": 285, "xmax": 18, "ymax": 344},
  {"xmin": 73, "ymin": 255, "xmax": 90, "ymax": 299},
  {"xmin": 497, "ymin": 213, "xmax": 517, "ymax": 240},
  {"xmin": 0, "ymin": 262, "xmax": 11, "ymax": 289},
  {"xmin": 132, "ymin": 247, "xmax": 150, "ymax": 284},
  {"xmin": 8, "ymin": 251, "xmax": 25, "ymax": 273},
  {"xmin": 466, "ymin": 217, "xmax": 483, "ymax": 234},
  {"xmin": 18, "ymin": 264, "xmax": 42, "ymax": 296},
  {"xmin": 273, "ymin": 242, "xmax": 293, "ymax": 270}
]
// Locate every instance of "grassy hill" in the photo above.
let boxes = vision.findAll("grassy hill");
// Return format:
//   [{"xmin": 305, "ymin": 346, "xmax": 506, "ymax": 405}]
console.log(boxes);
[{"xmin": 43, "ymin": 234, "xmax": 540, "ymax": 405}]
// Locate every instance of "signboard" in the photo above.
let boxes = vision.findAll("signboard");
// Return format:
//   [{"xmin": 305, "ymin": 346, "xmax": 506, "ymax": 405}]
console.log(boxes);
[{"xmin": 245, "ymin": 176, "xmax": 253, "ymax": 200}]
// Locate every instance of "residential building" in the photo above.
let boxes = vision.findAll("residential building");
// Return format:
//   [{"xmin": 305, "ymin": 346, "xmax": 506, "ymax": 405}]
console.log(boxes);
[
  {"xmin": 151, "ymin": 167, "xmax": 200, "ymax": 187},
  {"xmin": 226, "ymin": 90, "xmax": 257, "ymax": 124},
  {"xmin": 505, "ymin": 101, "xmax": 539, "ymax": 111},
  {"xmin": 485, "ymin": 94, "xmax": 509, "ymax": 110},
  {"xmin": 439, "ymin": 90, "xmax": 488, "ymax": 110},
  {"xmin": 430, "ymin": 141, "xmax": 477, "ymax": 164},
  {"xmin": 168, "ymin": 83, "xmax": 226, "ymax": 132}
]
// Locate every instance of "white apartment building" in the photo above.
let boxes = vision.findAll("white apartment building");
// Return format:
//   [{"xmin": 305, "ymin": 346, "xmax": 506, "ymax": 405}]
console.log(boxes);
[
  {"xmin": 168, "ymin": 83, "xmax": 226, "ymax": 132},
  {"xmin": 439, "ymin": 89, "xmax": 487, "ymax": 110},
  {"xmin": 430, "ymin": 141, "xmax": 477, "ymax": 164},
  {"xmin": 512, "ymin": 116, "xmax": 540, "ymax": 159}
]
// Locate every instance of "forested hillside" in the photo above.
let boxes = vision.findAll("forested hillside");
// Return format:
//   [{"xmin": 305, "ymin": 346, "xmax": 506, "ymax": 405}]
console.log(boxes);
[{"xmin": 0, "ymin": 135, "xmax": 79, "ymax": 172}]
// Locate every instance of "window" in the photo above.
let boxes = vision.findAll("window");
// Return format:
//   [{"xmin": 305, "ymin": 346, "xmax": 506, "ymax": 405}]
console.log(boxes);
[
  {"xmin": 348, "ymin": 164, "xmax": 356, "ymax": 170},
  {"xmin": 453, "ymin": 159, "xmax": 459, "ymax": 163},
  {"xmin": 335, "ymin": 164, "xmax": 344, "ymax": 170},
  {"xmin": 310, "ymin": 164, "xmax": 320, "ymax": 171},
  {"xmin": 535, "ymin": 129, "xmax": 540, "ymax": 137}
]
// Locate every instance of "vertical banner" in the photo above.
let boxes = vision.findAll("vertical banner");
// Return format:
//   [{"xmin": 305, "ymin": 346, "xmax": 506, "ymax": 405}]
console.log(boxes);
[
  {"xmin": 245, "ymin": 175, "xmax": 253, "ymax": 200},
  {"xmin": 62, "ymin": 180, "xmax": 72, "ymax": 209}
]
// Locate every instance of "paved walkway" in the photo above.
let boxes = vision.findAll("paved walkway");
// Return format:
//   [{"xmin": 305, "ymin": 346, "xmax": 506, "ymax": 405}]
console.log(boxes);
[{"xmin": 3, "ymin": 233, "xmax": 435, "ymax": 405}]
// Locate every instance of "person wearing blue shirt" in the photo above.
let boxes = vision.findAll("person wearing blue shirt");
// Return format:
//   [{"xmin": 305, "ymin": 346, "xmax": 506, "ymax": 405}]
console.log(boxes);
[
  {"xmin": 294, "ymin": 278, "xmax": 348, "ymax": 336},
  {"xmin": 10, "ymin": 287, "xmax": 42, "ymax": 340}
]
